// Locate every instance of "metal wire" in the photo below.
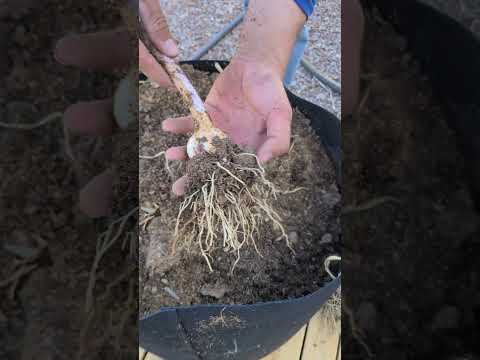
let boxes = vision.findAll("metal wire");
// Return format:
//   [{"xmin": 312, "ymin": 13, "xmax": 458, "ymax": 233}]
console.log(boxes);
[{"xmin": 190, "ymin": 11, "xmax": 246, "ymax": 60}]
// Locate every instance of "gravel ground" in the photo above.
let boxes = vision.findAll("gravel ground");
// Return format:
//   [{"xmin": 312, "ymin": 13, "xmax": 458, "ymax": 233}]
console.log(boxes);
[{"xmin": 159, "ymin": 0, "xmax": 341, "ymax": 117}]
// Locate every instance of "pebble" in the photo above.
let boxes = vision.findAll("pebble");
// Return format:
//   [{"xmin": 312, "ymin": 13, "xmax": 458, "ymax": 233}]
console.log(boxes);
[
  {"xmin": 320, "ymin": 233, "xmax": 333, "ymax": 244},
  {"xmin": 288, "ymin": 231, "xmax": 298, "ymax": 244},
  {"xmin": 151, "ymin": 286, "xmax": 157, "ymax": 294},
  {"xmin": 200, "ymin": 283, "xmax": 230, "ymax": 299},
  {"xmin": 161, "ymin": 278, "xmax": 168, "ymax": 285},
  {"xmin": 164, "ymin": 287, "xmax": 180, "ymax": 301},
  {"xmin": 431, "ymin": 306, "xmax": 460, "ymax": 330}
]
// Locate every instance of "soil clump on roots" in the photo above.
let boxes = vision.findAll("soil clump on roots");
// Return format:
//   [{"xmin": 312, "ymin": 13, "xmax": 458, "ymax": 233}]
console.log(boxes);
[
  {"xmin": 140, "ymin": 65, "xmax": 340, "ymax": 315},
  {"xmin": 176, "ymin": 136, "xmax": 289, "ymax": 273},
  {"xmin": 185, "ymin": 137, "xmax": 257, "ymax": 192}
]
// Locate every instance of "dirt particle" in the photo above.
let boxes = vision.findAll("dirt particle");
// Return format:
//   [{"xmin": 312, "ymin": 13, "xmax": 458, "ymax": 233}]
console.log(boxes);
[
  {"xmin": 320, "ymin": 233, "xmax": 333, "ymax": 244},
  {"xmin": 200, "ymin": 283, "xmax": 231, "ymax": 299},
  {"xmin": 288, "ymin": 231, "xmax": 299, "ymax": 244}
]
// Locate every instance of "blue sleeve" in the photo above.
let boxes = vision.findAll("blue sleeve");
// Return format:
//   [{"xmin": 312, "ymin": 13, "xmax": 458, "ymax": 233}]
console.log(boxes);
[{"xmin": 293, "ymin": 0, "xmax": 316, "ymax": 17}]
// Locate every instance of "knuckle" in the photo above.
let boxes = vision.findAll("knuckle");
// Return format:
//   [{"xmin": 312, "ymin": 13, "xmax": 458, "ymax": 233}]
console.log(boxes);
[{"xmin": 150, "ymin": 15, "xmax": 169, "ymax": 34}]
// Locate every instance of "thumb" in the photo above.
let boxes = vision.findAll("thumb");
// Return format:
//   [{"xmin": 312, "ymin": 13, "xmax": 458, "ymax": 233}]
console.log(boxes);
[
  {"xmin": 139, "ymin": 0, "xmax": 179, "ymax": 57},
  {"xmin": 257, "ymin": 106, "xmax": 292, "ymax": 164},
  {"xmin": 79, "ymin": 169, "xmax": 114, "ymax": 218}
]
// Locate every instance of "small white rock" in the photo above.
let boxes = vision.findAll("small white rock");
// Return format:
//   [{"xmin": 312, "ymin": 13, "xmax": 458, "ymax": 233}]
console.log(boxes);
[
  {"xmin": 200, "ymin": 283, "xmax": 230, "ymax": 299},
  {"xmin": 288, "ymin": 232, "xmax": 298, "ymax": 244},
  {"xmin": 320, "ymin": 233, "xmax": 333, "ymax": 244}
]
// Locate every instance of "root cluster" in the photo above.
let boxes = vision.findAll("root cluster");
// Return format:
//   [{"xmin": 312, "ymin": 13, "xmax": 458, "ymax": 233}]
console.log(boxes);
[
  {"xmin": 78, "ymin": 207, "xmax": 138, "ymax": 359},
  {"xmin": 174, "ymin": 152, "xmax": 296, "ymax": 273}
]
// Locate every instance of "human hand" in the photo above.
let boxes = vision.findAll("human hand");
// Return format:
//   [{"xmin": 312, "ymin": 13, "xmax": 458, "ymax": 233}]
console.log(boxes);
[
  {"xmin": 55, "ymin": 29, "xmax": 131, "ymax": 218},
  {"xmin": 55, "ymin": 0, "xmax": 178, "ymax": 218},
  {"xmin": 139, "ymin": 0, "xmax": 179, "ymax": 86},
  {"xmin": 163, "ymin": 55, "xmax": 292, "ymax": 196},
  {"xmin": 162, "ymin": 0, "xmax": 306, "ymax": 196}
]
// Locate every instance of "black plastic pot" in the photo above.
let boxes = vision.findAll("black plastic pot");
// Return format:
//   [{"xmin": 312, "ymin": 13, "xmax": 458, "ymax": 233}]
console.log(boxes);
[
  {"xmin": 139, "ymin": 60, "xmax": 341, "ymax": 360},
  {"xmin": 369, "ymin": 0, "xmax": 480, "ymax": 208}
]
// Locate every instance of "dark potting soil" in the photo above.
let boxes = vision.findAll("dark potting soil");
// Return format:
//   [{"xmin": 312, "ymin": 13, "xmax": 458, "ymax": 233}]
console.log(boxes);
[
  {"xmin": 0, "ymin": 1, "xmax": 134, "ymax": 359},
  {"xmin": 342, "ymin": 9, "xmax": 480, "ymax": 359},
  {"xmin": 139, "ymin": 65, "xmax": 340, "ymax": 316}
]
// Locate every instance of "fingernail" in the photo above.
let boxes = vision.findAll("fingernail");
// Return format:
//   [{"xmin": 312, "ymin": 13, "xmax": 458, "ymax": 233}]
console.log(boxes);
[
  {"xmin": 161, "ymin": 119, "xmax": 171, "ymax": 131},
  {"xmin": 172, "ymin": 183, "xmax": 183, "ymax": 196},
  {"xmin": 78, "ymin": 170, "xmax": 113, "ymax": 218},
  {"xmin": 162, "ymin": 39, "xmax": 179, "ymax": 57}
]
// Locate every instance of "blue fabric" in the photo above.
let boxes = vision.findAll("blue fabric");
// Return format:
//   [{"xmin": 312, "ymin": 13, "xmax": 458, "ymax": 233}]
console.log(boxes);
[
  {"xmin": 243, "ymin": 0, "xmax": 316, "ymax": 17},
  {"xmin": 283, "ymin": 25, "xmax": 309, "ymax": 86},
  {"xmin": 243, "ymin": 0, "xmax": 313, "ymax": 86},
  {"xmin": 293, "ymin": 0, "xmax": 316, "ymax": 17}
]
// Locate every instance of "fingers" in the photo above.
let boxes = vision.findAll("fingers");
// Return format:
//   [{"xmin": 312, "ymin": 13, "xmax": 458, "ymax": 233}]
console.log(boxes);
[
  {"xmin": 164, "ymin": 148, "xmax": 188, "ymax": 196},
  {"xmin": 166, "ymin": 146, "xmax": 188, "ymax": 161},
  {"xmin": 64, "ymin": 98, "xmax": 116, "ymax": 136},
  {"xmin": 138, "ymin": 0, "xmax": 179, "ymax": 89},
  {"xmin": 139, "ymin": 0, "xmax": 179, "ymax": 57},
  {"xmin": 161, "ymin": 116, "xmax": 192, "ymax": 196},
  {"xmin": 172, "ymin": 176, "xmax": 188, "ymax": 196},
  {"xmin": 55, "ymin": 29, "xmax": 131, "ymax": 71},
  {"xmin": 162, "ymin": 116, "xmax": 195, "ymax": 134},
  {"xmin": 139, "ymin": 40, "xmax": 173, "ymax": 88},
  {"xmin": 79, "ymin": 169, "xmax": 114, "ymax": 218},
  {"xmin": 257, "ymin": 106, "xmax": 292, "ymax": 164},
  {"xmin": 166, "ymin": 146, "xmax": 188, "ymax": 195}
]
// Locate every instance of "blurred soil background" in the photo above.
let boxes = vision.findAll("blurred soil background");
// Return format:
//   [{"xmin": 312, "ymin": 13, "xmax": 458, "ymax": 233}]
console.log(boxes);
[{"xmin": 0, "ymin": 1, "xmax": 136, "ymax": 358}]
